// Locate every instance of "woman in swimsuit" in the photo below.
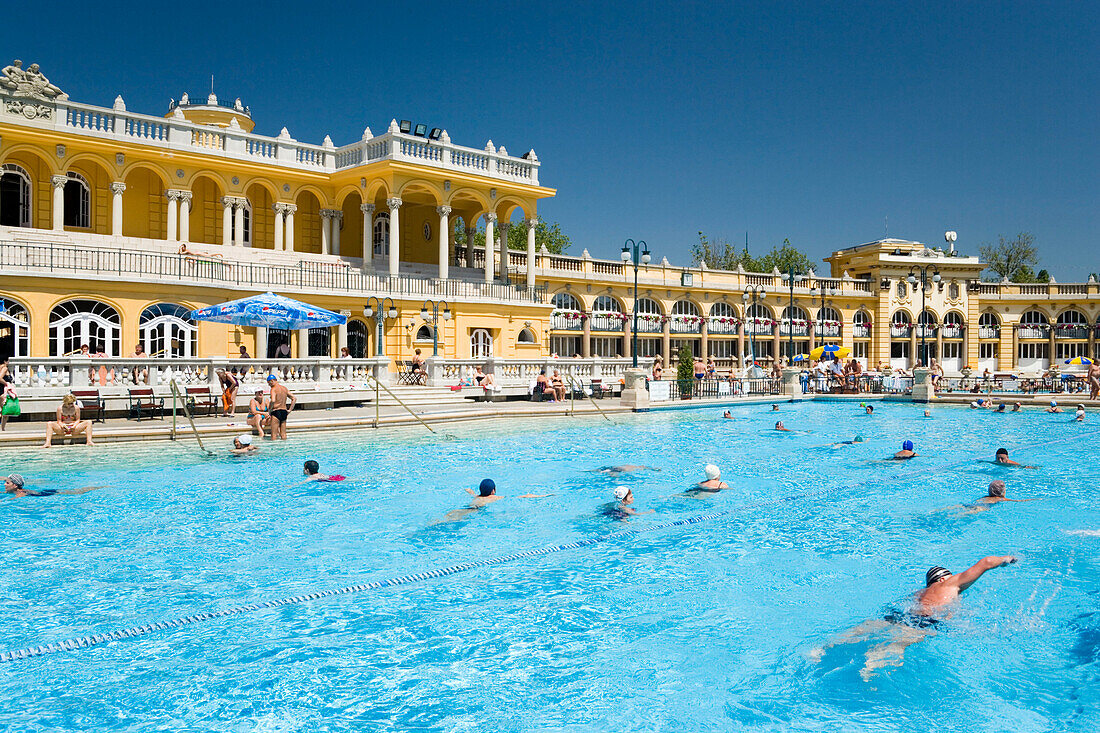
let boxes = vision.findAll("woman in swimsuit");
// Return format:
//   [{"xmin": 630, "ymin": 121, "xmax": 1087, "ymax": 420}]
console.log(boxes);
[
  {"xmin": 43, "ymin": 394, "xmax": 93, "ymax": 447},
  {"xmin": 217, "ymin": 369, "xmax": 239, "ymax": 417}
]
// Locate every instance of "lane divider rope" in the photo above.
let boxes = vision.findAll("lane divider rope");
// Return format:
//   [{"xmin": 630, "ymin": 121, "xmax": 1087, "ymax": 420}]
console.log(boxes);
[{"xmin": 3, "ymin": 424, "xmax": 1094, "ymax": 663}]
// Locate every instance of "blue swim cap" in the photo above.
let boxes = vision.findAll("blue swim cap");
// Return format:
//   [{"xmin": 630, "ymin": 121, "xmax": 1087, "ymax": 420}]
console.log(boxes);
[
  {"xmin": 478, "ymin": 478, "xmax": 496, "ymax": 496},
  {"xmin": 902, "ymin": 440, "xmax": 914, "ymax": 451}
]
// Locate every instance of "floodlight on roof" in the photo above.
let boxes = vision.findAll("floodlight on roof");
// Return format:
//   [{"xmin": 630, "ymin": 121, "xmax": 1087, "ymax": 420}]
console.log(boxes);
[
  {"xmin": 413, "ymin": 123, "xmax": 427, "ymax": 137},
  {"xmin": 428, "ymin": 128, "xmax": 442, "ymax": 141},
  {"xmin": 399, "ymin": 120, "xmax": 412, "ymax": 133}
]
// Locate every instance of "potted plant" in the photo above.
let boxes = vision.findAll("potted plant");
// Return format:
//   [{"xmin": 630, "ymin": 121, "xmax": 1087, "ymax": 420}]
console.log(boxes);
[{"xmin": 676, "ymin": 344, "xmax": 694, "ymax": 399}]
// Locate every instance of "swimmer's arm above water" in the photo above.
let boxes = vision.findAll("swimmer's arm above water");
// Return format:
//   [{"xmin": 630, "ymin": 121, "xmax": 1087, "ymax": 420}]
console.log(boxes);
[{"xmin": 952, "ymin": 555, "xmax": 1018, "ymax": 591}]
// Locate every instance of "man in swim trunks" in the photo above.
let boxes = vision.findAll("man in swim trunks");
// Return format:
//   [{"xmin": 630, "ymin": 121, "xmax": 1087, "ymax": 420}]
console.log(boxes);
[
  {"xmin": 1089, "ymin": 361, "xmax": 1100, "ymax": 401},
  {"xmin": 247, "ymin": 389, "xmax": 269, "ymax": 438},
  {"xmin": 994, "ymin": 447, "xmax": 1036, "ymax": 468},
  {"xmin": 694, "ymin": 464, "xmax": 729, "ymax": 491},
  {"xmin": 4, "ymin": 473, "xmax": 104, "ymax": 498},
  {"xmin": 266, "ymin": 375, "xmax": 296, "ymax": 441},
  {"xmin": 300, "ymin": 460, "xmax": 346, "ymax": 483},
  {"xmin": 893, "ymin": 440, "xmax": 917, "ymax": 460},
  {"xmin": 812, "ymin": 554, "xmax": 1019, "ymax": 680}
]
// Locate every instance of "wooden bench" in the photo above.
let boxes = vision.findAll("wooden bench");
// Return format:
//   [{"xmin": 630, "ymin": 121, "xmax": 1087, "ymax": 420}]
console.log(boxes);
[
  {"xmin": 127, "ymin": 388, "xmax": 164, "ymax": 421},
  {"xmin": 185, "ymin": 386, "xmax": 218, "ymax": 417},
  {"xmin": 71, "ymin": 389, "xmax": 106, "ymax": 423}
]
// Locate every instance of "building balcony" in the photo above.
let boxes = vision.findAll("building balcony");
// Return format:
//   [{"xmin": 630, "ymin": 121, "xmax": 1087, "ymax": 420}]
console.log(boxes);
[
  {"xmin": 978, "ymin": 326, "xmax": 1000, "ymax": 339},
  {"xmin": 589, "ymin": 313, "xmax": 626, "ymax": 332},
  {"xmin": 707, "ymin": 318, "xmax": 739, "ymax": 335},
  {"xmin": 851, "ymin": 325, "xmax": 871, "ymax": 339},
  {"xmin": 745, "ymin": 322, "xmax": 775, "ymax": 337},
  {"xmin": 890, "ymin": 325, "xmax": 912, "ymax": 338},
  {"xmin": 1017, "ymin": 325, "xmax": 1050, "ymax": 339},
  {"xmin": 941, "ymin": 325, "xmax": 964, "ymax": 339},
  {"xmin": 779, "ymin": 323, "xmax": 809, "ymax": 337},
  {"xmin": 814, "ymin": 323, "xmax": 842, "ymax": 338},
  {"xmin": 669, "ymin": 319, "xmax": 702, "ymax": 334},
  {"xmin": 1054, "ymin": 326, "xmax": 1089, "ymax": 339}
]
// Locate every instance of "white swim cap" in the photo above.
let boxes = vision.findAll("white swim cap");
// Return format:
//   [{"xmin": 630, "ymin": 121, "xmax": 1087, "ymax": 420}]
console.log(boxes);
[
  {"xmin": 237, "ymin": 434, "xmax": 252, "ymax": 445},
  {"xmin": 970, "ymin": 401, "xmax": 978, "ymax": 408},
  {"xmin": 704, "ymin": 464, "xmax": 721, "ymax": 481},
  {"xmin": 613, "ymin": 486, "xmax": 630, "ymax": 500}
]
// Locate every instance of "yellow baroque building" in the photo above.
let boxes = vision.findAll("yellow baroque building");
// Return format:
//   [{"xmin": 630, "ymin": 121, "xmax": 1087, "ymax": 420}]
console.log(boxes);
[{"xmin": 2, "ymin": 61, "xmax": 1098, "ymax": 381}]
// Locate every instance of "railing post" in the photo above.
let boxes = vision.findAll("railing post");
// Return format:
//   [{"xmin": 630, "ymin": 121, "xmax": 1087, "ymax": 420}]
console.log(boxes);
[{"xmin": 71, "ymin": 358, "xmax": 91, "ymax": 387}]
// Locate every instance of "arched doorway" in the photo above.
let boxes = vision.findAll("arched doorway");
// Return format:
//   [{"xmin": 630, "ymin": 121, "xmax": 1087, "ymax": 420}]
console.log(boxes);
[
  {"xmin": 0, "ymin": 297, "xmax": 30, "ymax": 359},
  {"xmin": 0, "ymin": 164, "xmax": 32, "ymax": 227},
  {"xmin": 347, "ymin": 319, "xmax": 368, "ymax": 358},
  {"xmin": 139, "ymin": 303, "xmax": 197, "ymax": 357},
  {"xmin": 49, "ymin": 299, "xmax": 121, "ymax": 356},
  {"xmin": 471, "ymin": 328, "xmax": 492, "ymax": 359}
]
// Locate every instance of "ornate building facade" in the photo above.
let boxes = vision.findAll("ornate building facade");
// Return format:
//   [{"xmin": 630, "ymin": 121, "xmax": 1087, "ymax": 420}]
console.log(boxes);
[{"xmin": 2, "ymin": 62, "xmax": 1097, "ymax": 376}]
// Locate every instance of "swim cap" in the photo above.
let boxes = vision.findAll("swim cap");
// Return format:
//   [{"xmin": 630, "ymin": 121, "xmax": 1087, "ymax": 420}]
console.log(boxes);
[
  {"xmin": 970, "ymin": 401, "xmax": 978, "ymax": 408},
  {"xmin": 704, "ymin": 464, "xmax": 721, "ymax": 481},
  {"xmin": 854, "ymin": 436, "xmax": 864, "ymax": 443},
  {"xmin": 266, "ymin": 375, "xmax": 277, "ymax": 382},
  {"xmin": 902, "ymin": 440, "xmax": 914, "ymax": 451},
  {"xmin": 613, "ymin": 486, "xmax": 630, "ymax": 500},
  {"xmin": 988, "ymin": 480, "xmax": 1006, "ymax": 497},
  {"xmin": 6, "ymin": 473, "xmax": 24, "ymax": 489},
  {"xmin": 926, "ymin": 566, "xmax": 951, "ymax": 586},
  {"xmin": 1050, "ymin": 400, "xmax": 1057, "ymax": 406},
  {"xmin": 478, "ymin": 478, "xmax": 496, "ymax": 496},
  {"xmin": 237, "ymin": 434, "xmax": 252, "ymax": 445}
]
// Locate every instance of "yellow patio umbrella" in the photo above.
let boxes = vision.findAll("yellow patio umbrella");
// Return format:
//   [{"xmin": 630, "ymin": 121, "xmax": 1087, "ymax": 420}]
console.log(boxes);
[{"xmin": 810, "ymin": 345, "xmax": 851, "ymax": 360}]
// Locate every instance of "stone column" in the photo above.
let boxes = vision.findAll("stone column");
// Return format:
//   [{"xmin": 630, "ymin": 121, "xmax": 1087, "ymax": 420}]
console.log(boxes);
[
  {"xmin": 498, "ymin": 221, "xmax": 511, "ymax": 283},
  {"xmin": 255, "ymin": 328, "xmax": 268, "ymax": 359},
  {"xmin": 622, "ymin": 315, "xmax": 631, "ymax": 361},
  {"xmin": 165, "ymin": 189, "xmax": 180, "ymax": 241},
  {"xmin": 284, "ymin": 204, "xmax": 296, "ymax": 252},
  {"xmin": 110, "ymin": 182, "xmax": 126, "ymax": 236},
  {"xmin": 910, "ymin": 327, "xmax": 918, "ymax": 369},
  {"xmin": 233, "ymin": 198, "xmax": 246, "ymax": 247},
  {"xmin": 662, "ymin": 319, "xmax": 672, "ymax": 365},
  {"xmin": 620, "ymin": 368, "xmax": 650, "ymax": 411},
  {"xmin": 582, "ymin": 313, "xmax": 592, "ymax": 357},
  {"xmin": 782, "ymin": 367, "xmax": 804, "ymax": 398},
  {"xmin": 178, "ymin": 191, "xmax": 192, "ymax": 241},
  {"xmin": 318, "ymin": 210, "xmax": 330, "ymax": 255},
  {"xmin": 483, "ymin": 213, "xmax": 496, "ymax": 282},
  {"xmin": 387, "ymin": 197, "xmax": 402, "ymax": 276},
  {"xmin": 436, "ymin": 206, "xmax": 451, "ymax": 279},
  {"xmin": 272, "ymin": 204, "xmax": 285, "ymax": 251},
  {"xmin": 1048, "ymin": 328, "xmax": 1056, "ymax": 369},
  {"xmin": 361, "ymin": 203, "xmax": 375, "ymax": 261},
  {"xmin": 51, "ymin": 175, "xmax": 67, "ymax": 230},
  {"xmin": 772, "ymin": 325, "xmax": 781, "ymax": 366},
  {"xmin": 221, "ymin": 197, "xmax": 233, "ymax": 246},
  {"xmin": 465, "ymin": 227, "xmax": 476, "ymax": 268},
  {"xmin": 737, "ymin": 319, "xmax": 746, "ymax": 368},
  {"xmin": 337, "ymin": 321, "xmax": 348, "ymax": 353},
  {"xmin": 525, "ymin": 217, "xmax": 537, "ymax": 288},
  {"xmin": 331, "ymin": 211, "xmax": 342, "ymax": 256},
  {"xmin": 936, "ymin": 328, "xmax": 944, "ymax": 366},
  {"xmin": 1010, "ymin": 324, "xmax": 1019, "ymax": 372},
  {"xmin": 700, "ymin": 319, "xmax": 709, "ymax": 359}
]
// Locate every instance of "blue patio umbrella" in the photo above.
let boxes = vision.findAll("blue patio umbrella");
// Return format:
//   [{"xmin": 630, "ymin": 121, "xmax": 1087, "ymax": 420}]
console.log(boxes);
[{"xmin": 190, "ymin": 292, "xmax": 346, "ymax": 330}]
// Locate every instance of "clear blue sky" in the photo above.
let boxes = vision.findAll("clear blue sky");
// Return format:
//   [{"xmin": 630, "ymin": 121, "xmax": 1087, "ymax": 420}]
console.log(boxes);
[{"xmin": 14, "ymin": 1, "xmax": 1098, "ymax": 277}]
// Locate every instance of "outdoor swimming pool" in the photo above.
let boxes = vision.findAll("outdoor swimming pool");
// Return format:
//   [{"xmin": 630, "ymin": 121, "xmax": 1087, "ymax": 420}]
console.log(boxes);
[{"xmin": 1, "ymin": 402, "xmax": 1097, "ymax": 731}]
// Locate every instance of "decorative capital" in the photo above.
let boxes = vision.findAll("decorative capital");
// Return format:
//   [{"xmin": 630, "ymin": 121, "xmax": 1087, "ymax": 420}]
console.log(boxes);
[
  {"xmin": 360, "ymin": 203, "xmax": 376, "ymax": 214},
  {"xmin": 485, "ymin": 212, "xmax": 498, "ymax": 224},
  {"xmin": 110, "ymin": 181, "xmax": 126, "ymax": 195},
  {"xmin": 436, "ymin": 205, "xmax": 452, "ymax": 217},
  {"xmin": 498, "ymin": 221, "xmax": 511, "ymax": 231},
  {"xmin": 220, "ymin": 196, "xmax": 234, "ymax": 207},
  {"xmin": 164, "ymin": 189, "xmax": 182, "ymax": 201},
  {"xmin": 525, "ymin": 217, "xmax": 538, "ymax": 230},
  {"xmin": 50, "ymin": 174, "xmax": 68, "ymax": 189},
  {"xmin": 232, "ymin": 196, "xmax": 249, "ymax": 207},
  {"xmin": 332, "ymin": 210, "xmax": 343, "ymax": 222},
  {"xmin": 386, "ymin": 197, "xmax": 403, "ymax": 211},
  {"xmin": 283, "ymin": 203, "xmax": 297, "ymax": 214},
  {"xmin": 178, "ymin": 191, "xmax": 192, "ymax": 204}
]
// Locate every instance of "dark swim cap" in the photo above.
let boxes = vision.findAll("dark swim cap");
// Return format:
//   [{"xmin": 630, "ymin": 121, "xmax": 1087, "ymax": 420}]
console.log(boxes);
[
  {"xmin": 478, "ymin": 478, "xmax": 496, "ymax": 496},
  {"xmin": 902, "ymin": 440, "xmax": 914, "ymax": 451},
  {"xmin": 926, "ymin": 566, "xmax": 951, "ymax": 586}
]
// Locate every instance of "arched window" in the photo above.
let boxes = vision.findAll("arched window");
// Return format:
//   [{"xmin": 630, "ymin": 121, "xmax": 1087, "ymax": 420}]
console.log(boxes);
[
  {"xmin": 1021, "ymin": 310, "xmax": 1049, "ymax": 325},
  {"xmin": 815, "ymin": 306, "xmax": 842, "ymax": 338},
  {"xmin": 551, "ymin": 292, "xmax": 582, "ymax": 311},
  {"xmin": 0, "ymin": 297, "xmax": 30, "ymax": 359},
  {"xmin": 471, "ymin": 328, "xmax": 492, "ymax": 359},
  {"xmin": 917, "ymin": 310, "xmax": 937, "ymax": 338},
  {"xmin": 347, "ymin": 319, "xmax": 368, "ymax": 358},
  {"xmin": 307, "ymin": 327, "xmax": 330, "ymax": 356},
  {"xmin": 415, "ymin": 325, "xmax": 435, "ymax": 342},
  {"xmin": 230, "ymin": 198, "xmax": 252, "ymax": 246},
  {"xmin": 1056, "ymin": 309, "xmax": 1089, "ymax": 340},
  {"xmin": 590, "ymin": 295, "xmax": 623, "ymax": 331},
  {"xmin": 517, "ymin": 327, "xmax": 537, "ymax": 344},
  {"xmin": 591, "ymin": 295, "xmax": 622, "ymax": 313},
  {"xmin": 978, "ymin": 312, "xmax": 1000, "ymax": 327},
  {"xmin": 780, "ymin": 305, "xmax": 809, "ymax": 338},
  {"xmin": 745, "ymin": 303, "xmax": 774, "ymax": 336},
  {"xmin": 891, "ymin": 311, "xmax": 912, "ymax": 338},
  {"xmin": 942, "ymin": 311, "xmax": 964, "ymax": 339},
  {"xmin": 671, "ymin": 300, "xmax": 700, "ymax": 317},
  {"xmin": 373, "ymin": 212, "xmax": 390, "ymax": 257},
  {"xmin": 139, "ymin": 303, "xmax": 197, "ymax": 357},
  {"xmin": 635, "ymin": 297, "xmax": 663, "ymax": 333},
  {"xmin": 708, "ymin": 302, "xmax": 738, "ymax": 335},
  {"xmin": 670, "ymin": 300, "xmax": 700, "ymax": 334},
  {"xmin": 1056, "ymin": 310, "xmax": 1087, "ymax": 325},
  {"xmin": 0, "ymin": 164, "xmax": 31, "ymax": 227},
  {"xmin": 63, "ymin": 172, "xmax": 90, "ymax": 228},
  {"xmin": 710, "ymin": 302, "xmax": 736, "ymax": 318},
  {"xmin": 852, "ymin": 310, "xmax": 871, "ymax": 338},
  {"xmin": 816, "ymin": 306, "xmax": 841, "ymax": 323},
  {"xmin": 49, "ymin": 299, "xmax": 121, "ymax": 356},
  {"xmin": 636, "ymin": 298, "xmax": 662, "ymax": 316}
]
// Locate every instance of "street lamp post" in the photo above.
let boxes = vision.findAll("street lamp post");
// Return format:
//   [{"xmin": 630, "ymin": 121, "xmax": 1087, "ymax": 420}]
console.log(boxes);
[
  {"xmin": 809, "ymin": 284, "xmax": 840, "ymax": 346},
  {"xmin": 907, "ymin": 265, "xmax": 941, "ymax": 367},
  {"xmin": 419, "ymin": 299, "xmax": 451, "ymax": 357},
  {"xmin": 362, "ymin": 296, "xmax": 398, "ymax": 357},
  {"xmin": 742, "ymin": 285, "xmax": 766, "ymax": 373},
  {"xmin": 780, "ymin": 268, "xmax": 805, "ymax": 363},
  {"xmin": 621, "ymin": 238, "xmax": 651, "ymax": 368}
]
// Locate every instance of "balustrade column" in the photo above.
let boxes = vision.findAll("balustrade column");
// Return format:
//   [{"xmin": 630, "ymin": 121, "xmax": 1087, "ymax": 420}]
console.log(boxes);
[
  {"xmin": 165, "ymin": 189, "xmax": 180, "ymax": 242},
  {"xmin": 233, "ymin": 198, "xmax": 246, "ymax": 247},
  {"xmin": 51, "ymin": 175, "xmax": 66, "ymax": 230},
  {"xmin": 525, "ymin": 218, "xmax": 537, "ymax": 288},
  {"xmin": 221, "ymin": 197, "xmax": 233, "ymax": 246},
  {"xmin": 331, "ymin": 211, "xmax": 342, "ymax": 256},
  {"xmin": 178, "ymin": 192, "xmax": 192, "ymax": 241},
  {"xmin": 387, "ymin": 197, "xmax": 403, "ymax": 277},
  {"xmin": 110, "ymin": 182, "xmax": 125, "ymax": 236},
  {"xmin": 436, "ymin": 206, "xmax": 451, "ymax": 279},
  {"xmin": 284, "ymin": 204, "xmax": 296, "ymax": 252},
  {"xmin": 361, "ymin": 203, "xmax": 375, "ymax": 261},
  {"xmin": 272, "ymin": 204, "xmax": 285, "ymax": 251},
  {"xmin": 483, "ymin": 213, "xmax": 496, "ymax": 282},
  {"xmin": 498, "ymin": 221, "xmax": 511, "ymax": 283}
]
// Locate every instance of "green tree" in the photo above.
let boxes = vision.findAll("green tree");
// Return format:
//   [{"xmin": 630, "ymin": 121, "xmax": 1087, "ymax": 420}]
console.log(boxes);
[
  {"xmin": 1035, "ymin": 268, "xmax": 1051, "ymax": 283},
  {"xmin": 676, "ymin": 344, "xmax": 695, "ymax": 398},
  {"xmin": 691, "ymin": 232, "xmax": 749, "ymax": 270},
  {"xmin": 979, "ymin": 233, "xmax": 1039, "ymax": 282},
  {"xmin": 453, "ymin": 218, "xmax": 571, "ymax": 254},
  {"xmin": 751, "ymin": 239, "xmax": 814, "ymax": 274}
]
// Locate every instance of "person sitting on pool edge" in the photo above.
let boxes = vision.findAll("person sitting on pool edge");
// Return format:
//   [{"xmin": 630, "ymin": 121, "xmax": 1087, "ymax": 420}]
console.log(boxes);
[
  {"xmin": 693, "ymin": 464, "xmax": 729, "ymax": 492},
  {"xmin": 775, "ymin": 420, "xmax": 792, "ymax": 432},
  {"xmin": 231, "ymin": 434, "xmax": 258, "ymax": 455},
  {"xmin": 602, "ymin": 485, "xmax": 655, "ymax": 520},
  {"xmin": 811, "ymin": 554, "xmax": 1019, "ymax": 680},
  {"xmin": 300, "ymin": 460, "xmax": 346, "ymax": 483},
  {"xmin": 994, "ymin": 448, "xmax": 1036, "ymax": 469},
  {"xmin": 893, "ymin": 440, "xmax": 917, "ymax": 460},
  {"xmin": 4, "ymin": 473, "xmax": 105, "ymax": 498}
]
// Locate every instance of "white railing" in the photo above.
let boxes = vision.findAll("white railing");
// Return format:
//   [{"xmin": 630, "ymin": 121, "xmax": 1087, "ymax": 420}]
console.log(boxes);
[
  {"xmin": 814, "ymin": 323, "xmax": 842, "ymax": 338},
  {"xmin": 744, "ymin": 322, "xmax": 774, "ymax": 337},
  {"xmin": 779, "ymin": 323, "xmax": 809, "ymax": 337},
  {"xmin": 1054, "ymin": 326, "xmax": 1089, "ymax": 339},
  {"xmin": 707, "ymin": 318, "xmax": 739, "ymax": 335},
  {"xmin": 941, "ymin": 325, "xmax": 964, "ymax": 339},
  {"xmin": 436, "ymin": 357, "xmax": 651, "ymax": 388},
  {"xmin": 852, "ymin": 324, "xmax": 871, "ymax": 339},
  {"xmin": 978, "ymin": 326, "xmax": 1000, "ymax": 339},
  {"xmin": 890, "ymin": 325, "xmax": 912, "ymax": 338},
  {"xmin": 633, "ymin": 318, "xmax": 663, "ymax": 334},
  {"xmin": 669, "ymin": 319, "xmax": 702, "ymax": 334},
  {"xmin": 1017, "ymin": 325, "xmax": 1049, "ymax": 339},
  {"xmin": 2, "ymin": 92, "xmax": 540, "ymax": 184},
  {"xmin": 589, "ymin": 313, "xmax": 626, "ymax": 332}
]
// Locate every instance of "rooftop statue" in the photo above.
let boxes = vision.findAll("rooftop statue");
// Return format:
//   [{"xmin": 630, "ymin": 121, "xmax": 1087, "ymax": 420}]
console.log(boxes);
[{"xmin": 0, "ymin": 60, "xmax": 68, "ymax": 101}]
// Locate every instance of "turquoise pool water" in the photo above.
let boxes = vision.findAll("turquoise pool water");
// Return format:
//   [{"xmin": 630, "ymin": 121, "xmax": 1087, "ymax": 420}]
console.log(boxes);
[{"xmin": 1, "ymin": 402, "xmax": 1098, "ymax": 731}]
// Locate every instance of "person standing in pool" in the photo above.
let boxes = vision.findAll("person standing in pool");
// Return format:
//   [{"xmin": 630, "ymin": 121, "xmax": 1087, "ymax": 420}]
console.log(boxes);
[
  {"xmin": 811, "ymin": 554, "xmax": 1019, "ymax": 680},
  {"xmin": 864, "ymin": 404, "xmax": 874, "ymax": 415},
  {"xmin": 1074, "ymin": 405, "xmax": 1085, "ymax": 422},
  {"xmin": 602, "ymin": 486, "xmax": 654, "ymax": 519},
  {"xmin": 267, "ymin": 375, "xmax": 296, "ymax": 441},
  {"xmin": 723, "ymin": 410, "xmax": 733, "ymax": 419},
  {"xmin": 994, "ymin": 448, "xmax": 1036, "ymax": 469},
  {"xmin": 4, "ymin": 473, "xmax": 105, "ymax": 498},
  {"xmin": 893, "ymin": 440, "xmax": 917, "ymax": 460},
  {"xmin": 1089, "ymin": 361, "xmax": 1100, "ymax": 401},
  {"xmin": 694, "ymin": 464, "xmax": 729, "ymax": 491},
  {"xmin": 300, "ymin": 460, "xmax": 346, "ymax": 483},
  {"xmin": 1046, "ymin": 400, "xmax": 1064, "ymax": 413},
  {"xmin": 775, "ymin": 420, "xmax": 792, "ymax": 432}
]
